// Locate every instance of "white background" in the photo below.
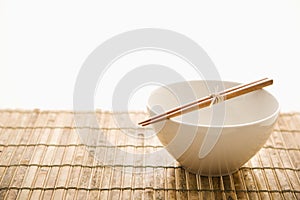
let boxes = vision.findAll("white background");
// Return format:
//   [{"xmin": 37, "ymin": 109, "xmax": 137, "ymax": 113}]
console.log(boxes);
[{"xmin": 1, "ymin": 0, "xmax": 300, "ymax": 111}]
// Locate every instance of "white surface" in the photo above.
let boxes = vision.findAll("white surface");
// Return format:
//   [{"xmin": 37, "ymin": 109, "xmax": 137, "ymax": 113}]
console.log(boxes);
[{"xmin": 1, "ymin": 0, "xmax": 300, "ymax": 111}]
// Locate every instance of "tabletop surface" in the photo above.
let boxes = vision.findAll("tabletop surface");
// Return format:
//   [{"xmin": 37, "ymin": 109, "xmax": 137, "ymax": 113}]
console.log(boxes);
[{"xmin": 0, "ymin": 110, "xmax": 299, "ymax": 200}]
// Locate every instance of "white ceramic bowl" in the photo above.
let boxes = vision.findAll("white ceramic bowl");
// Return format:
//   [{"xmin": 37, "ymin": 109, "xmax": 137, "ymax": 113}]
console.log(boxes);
[{"xmin": 147, "ymin": 80, "xmax": 279, "ymax": 176}]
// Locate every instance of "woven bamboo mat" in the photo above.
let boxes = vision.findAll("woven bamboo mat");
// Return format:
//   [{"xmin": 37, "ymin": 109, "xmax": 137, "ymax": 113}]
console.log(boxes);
[{"xmin": 0, "ymin": 110, "xmax": 299, "ymax": 200}]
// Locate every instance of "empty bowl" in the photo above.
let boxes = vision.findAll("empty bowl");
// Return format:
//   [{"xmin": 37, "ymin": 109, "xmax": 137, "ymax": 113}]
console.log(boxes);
[{"xmin": 147, "ymin": 80, "xmax": 279, "ymax": 176}]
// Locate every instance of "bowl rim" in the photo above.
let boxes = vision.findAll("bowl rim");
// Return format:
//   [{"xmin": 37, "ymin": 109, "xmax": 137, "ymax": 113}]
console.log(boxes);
[{"xmin": 147, "ymin": 80, "xmax": 280, "ymax": 128}]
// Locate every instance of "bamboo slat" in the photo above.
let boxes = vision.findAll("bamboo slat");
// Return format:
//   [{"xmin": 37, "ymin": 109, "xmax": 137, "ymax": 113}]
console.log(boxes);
[{"xmin": 0, "ymin": 110, "xmax": 299, "ymax": 199}]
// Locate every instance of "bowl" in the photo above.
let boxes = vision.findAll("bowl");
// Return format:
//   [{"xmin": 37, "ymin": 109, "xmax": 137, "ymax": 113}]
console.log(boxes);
[{"xmin": 147, "ymin": 80, "xmax": 279, "ymax": 176}]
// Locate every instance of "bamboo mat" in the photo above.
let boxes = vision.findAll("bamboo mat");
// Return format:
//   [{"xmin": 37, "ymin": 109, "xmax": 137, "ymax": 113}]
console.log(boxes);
[{"xmin": 0, "ymin": 110, "xmax": 299, "ymax": 200}]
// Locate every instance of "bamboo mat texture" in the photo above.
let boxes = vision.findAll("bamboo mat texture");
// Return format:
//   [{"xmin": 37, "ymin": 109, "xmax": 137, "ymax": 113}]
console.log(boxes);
[{"xmin": 0, "ymin": 110, "xmax": 299, "ymax": 200}]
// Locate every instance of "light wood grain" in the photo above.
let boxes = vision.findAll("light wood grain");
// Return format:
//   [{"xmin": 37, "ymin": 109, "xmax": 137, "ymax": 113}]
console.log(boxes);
[{"xmin": 0, "ymin": 110, "xmax": 299, "ymax": 200}]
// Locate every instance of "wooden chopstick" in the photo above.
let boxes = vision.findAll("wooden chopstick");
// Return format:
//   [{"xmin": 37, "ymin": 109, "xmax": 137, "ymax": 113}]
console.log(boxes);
[
  {"xmin": 139, "ymin": 78, "xmax": 273, "ymax": 126},
  {"xmin": 138, "ymin": 78, "xmax": 268, "ymax": 125}
]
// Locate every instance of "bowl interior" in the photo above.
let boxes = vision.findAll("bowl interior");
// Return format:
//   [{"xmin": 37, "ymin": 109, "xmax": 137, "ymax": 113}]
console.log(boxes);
[{"xmin": 148, "ymin": 80, "xmax": 279, "ymax": 127}]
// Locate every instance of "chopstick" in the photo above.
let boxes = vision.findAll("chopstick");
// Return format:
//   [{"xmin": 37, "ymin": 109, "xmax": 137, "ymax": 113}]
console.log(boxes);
[
  {"xmin": 138, "ymin": 78, "xmax": 268, "ymax": 125},
  {"xmin": 139, "ymin": 78, "xmax": 273, "ymax": 126}
]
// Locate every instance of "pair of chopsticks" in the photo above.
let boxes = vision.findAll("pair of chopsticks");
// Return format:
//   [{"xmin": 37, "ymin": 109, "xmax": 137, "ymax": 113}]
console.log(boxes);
[{"xmin": 138, "ymin": 78, "xmax": 273, "ymax": 126}]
